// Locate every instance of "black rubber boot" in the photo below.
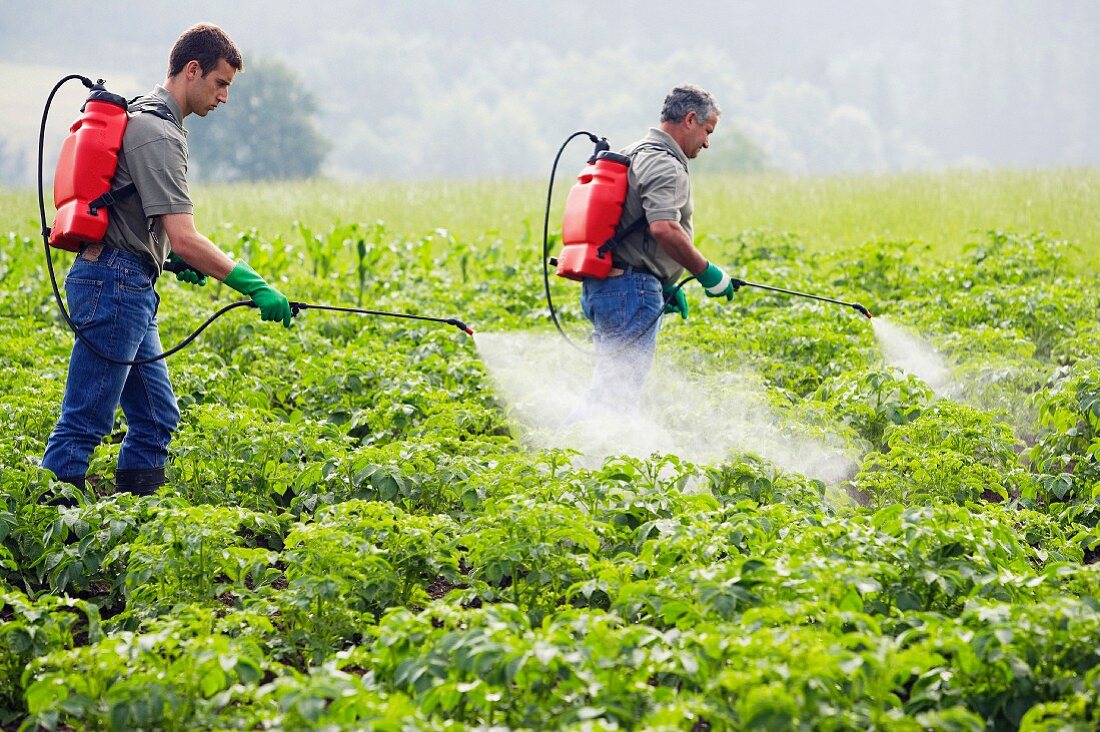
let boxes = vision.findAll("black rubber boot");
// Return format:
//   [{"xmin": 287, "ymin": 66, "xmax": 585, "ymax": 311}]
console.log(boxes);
[
  {"xmin": 59, "ymin": 475, "xmax": 87, "ymax": 491},
  {"xmin": 41, "ymin": 475, "xmax": 85, "ymax": 507},
  {"xmin": 115, "ymin": 467, "xmax": 167, "ymax": 497}
]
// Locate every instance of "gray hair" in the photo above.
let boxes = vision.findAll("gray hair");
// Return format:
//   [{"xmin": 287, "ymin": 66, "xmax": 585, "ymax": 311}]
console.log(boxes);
[{"xmin": 660, "ymin": 85, "xmax": 720, "ymax": 124}]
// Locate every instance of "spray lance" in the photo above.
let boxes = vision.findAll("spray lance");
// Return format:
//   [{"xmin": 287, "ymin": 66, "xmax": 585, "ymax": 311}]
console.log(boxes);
[
  {"xmin": 162, "ymin": 257, "xmax": 474, "ymax": 334},
  {"xmin": 38, "ymin": 74, "xmax": 471, "ymax": 367},
  {"xmin": 542, "ymin": 131, "xmax": 871, "ymax": 353},
  {"xmin": 725, "ymin": 278, "xmax": 871, "ymax": 319}
]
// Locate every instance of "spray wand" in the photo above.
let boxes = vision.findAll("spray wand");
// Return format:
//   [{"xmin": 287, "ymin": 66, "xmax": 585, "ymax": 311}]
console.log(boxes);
[
  {"xmin": 160, "ymin": 260, "xmax": 473, "ymax": 345},
  {"xmin": 730, "ymin": 278, "xmax": 872, "ymax": 319},
  {"xmin": 160, "ymin": 260, "xmax": 472, "ymax": 334},
  {"xmin": 284, "ymin": 302, "xmax": 473, "ymax": 334}
]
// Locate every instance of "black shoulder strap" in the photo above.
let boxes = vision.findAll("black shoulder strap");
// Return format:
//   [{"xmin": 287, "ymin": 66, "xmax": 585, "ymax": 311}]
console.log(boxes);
[
  {"xmin": 597, "ymin": 214, "xmax": 648, "ymax": 257},
  {"xmin": 595, "ymin": 142, "xmax": 679, "ymax": 257},
  {"xmin": 596, "ymin": 142, "xmax": 687, "ymax": 258},
  {"xmin": 128, "ymin": 95, "xmax": 180, "ymax": 127},
  {"xmin": 139, "ymin": 102, "xmax": 178, "ymax": 126},
  {"xmin": 87, "ymin": 184, "xmax": 136, "ymax": 215},
  {"xmin": 87, "ymin": 98, "xmax": 179, "ymax": 214}
]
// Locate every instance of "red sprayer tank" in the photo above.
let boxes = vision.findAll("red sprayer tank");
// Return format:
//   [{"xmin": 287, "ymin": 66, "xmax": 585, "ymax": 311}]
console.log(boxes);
[
  {"xmin": 555, "ymin": 150, "xmax": 631, "ymax": 280},
  {"xmin": 49, "ymin": 85, "xmax": 130, "ymax": 252}
]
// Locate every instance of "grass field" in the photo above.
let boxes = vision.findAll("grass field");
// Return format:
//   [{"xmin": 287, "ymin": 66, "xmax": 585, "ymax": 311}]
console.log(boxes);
[{"xmin": 4, "ymin": 168, "xmax": 1097, "ymax": 271}]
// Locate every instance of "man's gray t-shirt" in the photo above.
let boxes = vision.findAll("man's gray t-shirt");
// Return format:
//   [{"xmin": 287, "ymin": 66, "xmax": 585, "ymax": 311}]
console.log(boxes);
[
  {"xmin": 104, "ymin": 85, "xmax": 192, "ymax": 274},
  {"xmin": 613, "ymin": 127, "xmax": 692, "ymax": 284}
]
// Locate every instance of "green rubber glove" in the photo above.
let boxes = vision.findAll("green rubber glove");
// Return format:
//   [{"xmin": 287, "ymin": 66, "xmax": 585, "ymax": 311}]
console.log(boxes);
[
  {"xmin": 167, "ymin": 252, "xmax": 207, "ymax": 286},
  {"xmin": 662, "ymin": 282, "xmax": 688, "ymax": 320},
  {"xmin": 697, "ymin": 262, "xmax": 737, "ymax": 301},
  {"xmin": 223, "ymin": 260, "xmax": 293, "ymax": 328}
]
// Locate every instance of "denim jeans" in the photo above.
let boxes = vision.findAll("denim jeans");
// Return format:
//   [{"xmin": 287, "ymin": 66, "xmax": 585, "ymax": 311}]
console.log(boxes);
[
  {"xmin": 574, "ymin": 267, "xmax": 664, "ymax": 417},
  {"xmin": 42, "ymin": 246, "xmax": 180, "ymax": 481}
]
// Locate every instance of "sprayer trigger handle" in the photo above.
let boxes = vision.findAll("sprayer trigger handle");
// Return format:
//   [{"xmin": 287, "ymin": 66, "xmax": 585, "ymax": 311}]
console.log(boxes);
[{"xmin": 163, "ymin": 258, "xmax": 187, "ymax": 274}]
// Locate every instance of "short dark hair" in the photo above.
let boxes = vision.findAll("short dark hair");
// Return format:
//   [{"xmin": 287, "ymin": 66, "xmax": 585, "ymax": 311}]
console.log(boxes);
[
  {"xmin": 168, "ymin": 23, "xmax": 243, "ymax": 77},
  {"xmin": 660, "ymin": 85, "xmax": 720, "ymax": 124}
]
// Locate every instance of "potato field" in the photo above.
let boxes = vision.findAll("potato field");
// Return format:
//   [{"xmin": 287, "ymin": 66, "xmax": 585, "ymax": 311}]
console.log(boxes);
[{"xmin": 1, "ymin": 172, "xmax": 1099, "ymax": 730}]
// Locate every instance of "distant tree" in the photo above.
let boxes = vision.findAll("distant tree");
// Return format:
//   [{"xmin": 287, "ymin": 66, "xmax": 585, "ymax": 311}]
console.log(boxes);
[
  {"xmin": 694, "ymin": 127, "xmax": 769, "ymax": 174},
  {"xmin": 187, "ymin": 58, "xmax": 330, "ymax": 182}
]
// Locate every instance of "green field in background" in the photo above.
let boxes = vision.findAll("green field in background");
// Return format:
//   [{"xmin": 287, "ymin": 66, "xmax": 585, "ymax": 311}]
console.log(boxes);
[{"xmin": 3, "ymin": 168, "xmax": 1097, "ymax": 270}]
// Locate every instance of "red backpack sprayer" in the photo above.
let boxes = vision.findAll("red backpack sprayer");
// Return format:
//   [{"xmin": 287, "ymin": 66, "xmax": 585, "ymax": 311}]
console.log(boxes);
[
  {"xmin": 542, "ymin": 131, "xmax": 871, "ymax": 351},
  {"xmin": 38, "ymin": 75, "xmax": 472, "ymax": 366}
]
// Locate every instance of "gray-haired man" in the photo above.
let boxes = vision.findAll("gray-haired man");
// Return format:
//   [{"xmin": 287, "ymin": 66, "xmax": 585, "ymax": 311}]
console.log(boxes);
[{"xmin": 576, "ymin": 84, "xmax": 736, "ymax": 417}]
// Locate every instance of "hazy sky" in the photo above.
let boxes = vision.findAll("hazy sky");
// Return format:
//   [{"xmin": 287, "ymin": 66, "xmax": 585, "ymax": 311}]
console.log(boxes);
[{"xmin": 2, "ymin": 0, "xmax": 1096, "ymax": 181}]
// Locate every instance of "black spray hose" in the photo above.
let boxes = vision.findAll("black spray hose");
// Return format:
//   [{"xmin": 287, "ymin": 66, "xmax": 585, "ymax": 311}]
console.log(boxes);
[
  {"xmin": 157, "ymin": 299, "xmax": 472, "ymax": 346},
  {"xmin": 37, "ymin": 74, "xmax": 471, "ymax": 367},
  {"xmin": 541, "ymin": 130, "xmax": 599, "ymax": 351}
]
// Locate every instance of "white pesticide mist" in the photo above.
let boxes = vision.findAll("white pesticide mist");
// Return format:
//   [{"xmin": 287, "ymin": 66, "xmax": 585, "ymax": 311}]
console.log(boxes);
[
  {"xmin": 871, "ymin": 317, "xmax": 955, "ymax": 395},
  {"xmin": 474, "ymin": 331, "xmax": 857, "ymax": 484}
]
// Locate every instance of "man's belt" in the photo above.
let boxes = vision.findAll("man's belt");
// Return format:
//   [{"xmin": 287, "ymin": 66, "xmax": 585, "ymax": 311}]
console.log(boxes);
[{"xmin": 608, "ymin": 262, "xmax": 658, "ymax": 278}]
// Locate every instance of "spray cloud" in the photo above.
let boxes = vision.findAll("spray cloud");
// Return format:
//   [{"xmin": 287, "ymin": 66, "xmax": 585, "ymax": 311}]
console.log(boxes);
[
  {"xmin": 871, "ymin": 317, "xmax": 955, "ymax": 395},
  {"xmin": 475, "ymin": 331, "xmax": 856, "ymax": 483}
]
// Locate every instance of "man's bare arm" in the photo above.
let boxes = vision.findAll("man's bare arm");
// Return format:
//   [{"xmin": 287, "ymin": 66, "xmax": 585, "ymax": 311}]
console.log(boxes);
[{"xmin": 161, "ymin": 213, "xmax": 236, "ymax": 280}]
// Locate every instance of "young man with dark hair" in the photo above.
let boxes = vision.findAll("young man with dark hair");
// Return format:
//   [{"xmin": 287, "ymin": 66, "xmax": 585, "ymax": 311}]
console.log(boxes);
[{"xmin": 42, "ymin": 23, "xmax": 292, "ymax": 498}]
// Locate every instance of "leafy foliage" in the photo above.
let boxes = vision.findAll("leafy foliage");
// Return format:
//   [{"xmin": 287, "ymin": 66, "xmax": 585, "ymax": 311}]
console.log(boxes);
[{"xmin": 2, "ymin": 191, "xmax": 1099, "ymax": 729}]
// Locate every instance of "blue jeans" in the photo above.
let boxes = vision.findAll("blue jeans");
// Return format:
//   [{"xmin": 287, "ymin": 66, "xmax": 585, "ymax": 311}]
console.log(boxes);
[
  {"xmin": 574, "ymin": 267, "xmax": 664, "ymax": 416},
  {"xmin": 42, "ymin": 246, "xmax": 180, "ymax": 481}
]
